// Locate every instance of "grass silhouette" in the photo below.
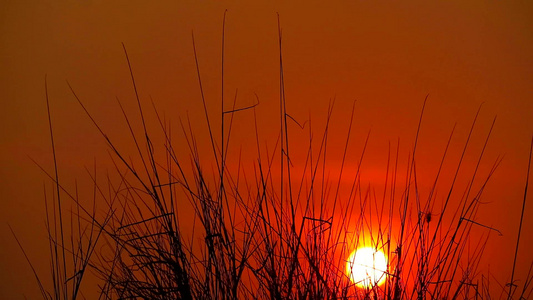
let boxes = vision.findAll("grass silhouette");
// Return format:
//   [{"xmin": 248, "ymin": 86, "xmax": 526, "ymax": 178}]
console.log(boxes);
[{"xmin": 12, "ymin": 15, "xmax": 533, "ymax": 299}]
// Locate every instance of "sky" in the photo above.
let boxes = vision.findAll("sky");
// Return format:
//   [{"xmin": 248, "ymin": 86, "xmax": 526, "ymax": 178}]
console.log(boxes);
[{"xmin": 1, "ymin": 1, "xmax": 532, "ymax": 298}]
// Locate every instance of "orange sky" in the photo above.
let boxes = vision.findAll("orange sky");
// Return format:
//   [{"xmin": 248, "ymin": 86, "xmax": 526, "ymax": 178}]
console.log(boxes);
[{"xmin": 1, "ymin": 1, "xmax": 532, "ymax": 298}]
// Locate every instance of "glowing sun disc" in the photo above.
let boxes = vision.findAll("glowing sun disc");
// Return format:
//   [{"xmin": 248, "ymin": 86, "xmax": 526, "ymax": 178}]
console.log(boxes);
[{"xmin": 346, "ymin": 247, "xmax": 388, "ymax": 288}]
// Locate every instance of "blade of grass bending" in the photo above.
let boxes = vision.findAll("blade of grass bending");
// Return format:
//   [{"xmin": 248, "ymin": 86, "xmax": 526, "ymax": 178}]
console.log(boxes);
[
  {"xmin": 508, "ymin": 135, "xmax": 533, "ymax": 299},
  {"xmin": 191, "ymin": 31, "xmax": 220, "ymax": 174},
  {"xmin": 45, "ymin": 75, "xmax": 69, "ymax": 298},
  {"xmin": 9, "ymin": 225, "xmax": 49, "ymax": 299}
]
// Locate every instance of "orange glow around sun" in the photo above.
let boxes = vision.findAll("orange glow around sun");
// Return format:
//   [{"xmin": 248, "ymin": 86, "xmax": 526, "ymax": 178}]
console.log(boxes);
[{"xmin": 346, "ymin": 247, "xmax": 388, "ymax": 288}]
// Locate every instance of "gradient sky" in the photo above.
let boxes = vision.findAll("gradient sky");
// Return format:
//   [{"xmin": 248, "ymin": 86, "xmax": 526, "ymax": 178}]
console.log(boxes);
[{"xmin": 1, "ymin": 1, "xmax": 532, "ymax": 298}]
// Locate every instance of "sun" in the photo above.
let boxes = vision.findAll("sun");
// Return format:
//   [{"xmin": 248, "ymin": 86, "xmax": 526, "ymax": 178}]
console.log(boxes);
[{"xmin": 346, "ymin": 247, "xmax": 388, "ymax": 288}]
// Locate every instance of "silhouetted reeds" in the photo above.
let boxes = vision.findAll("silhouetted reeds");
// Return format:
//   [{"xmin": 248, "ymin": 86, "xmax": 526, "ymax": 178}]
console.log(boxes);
[{"xmin": 13, "ymin": 15, "xmax": 533, "ymax": 300}]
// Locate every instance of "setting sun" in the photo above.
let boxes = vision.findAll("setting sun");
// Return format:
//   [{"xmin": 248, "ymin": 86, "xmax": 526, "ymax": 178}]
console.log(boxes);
[{"xmin": 346, "ymin": 247, "xmax": 388, "ymax": 288}]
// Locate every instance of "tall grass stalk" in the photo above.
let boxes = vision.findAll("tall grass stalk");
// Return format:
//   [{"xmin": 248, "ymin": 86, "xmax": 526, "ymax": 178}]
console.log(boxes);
[{"xmin": 14, "ymin": 16, "xmax": 533, "ymax": 300}]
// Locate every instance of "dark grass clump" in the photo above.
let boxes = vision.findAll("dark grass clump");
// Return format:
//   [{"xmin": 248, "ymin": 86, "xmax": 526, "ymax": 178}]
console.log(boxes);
[{"xmin": 13, "ymin": 15, "xmax": 533, "ymax": 300}]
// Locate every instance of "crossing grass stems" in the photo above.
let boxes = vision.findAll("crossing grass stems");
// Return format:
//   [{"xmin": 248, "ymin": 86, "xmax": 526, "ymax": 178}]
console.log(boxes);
[{"xmin": 12, "ymin": 13, "xmax": 533, "ymax": 300}]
